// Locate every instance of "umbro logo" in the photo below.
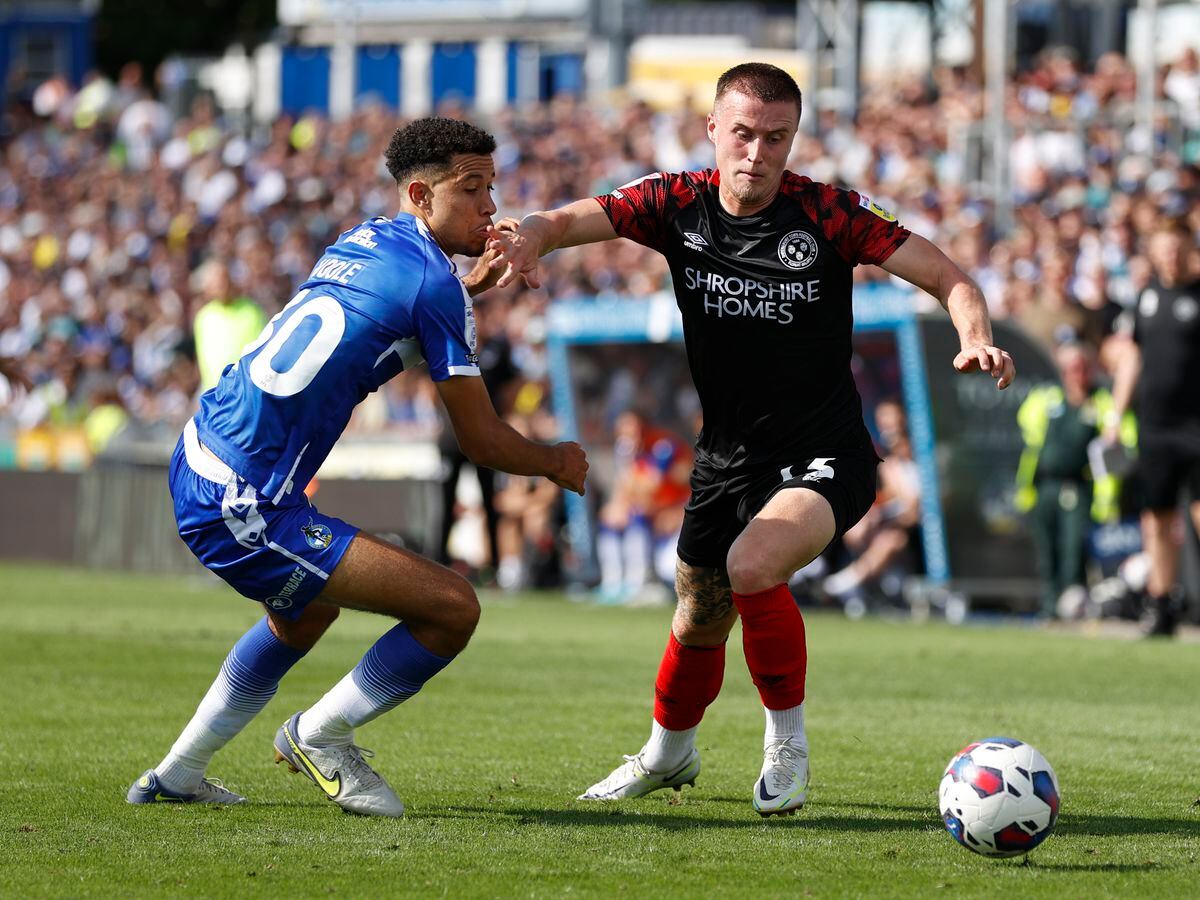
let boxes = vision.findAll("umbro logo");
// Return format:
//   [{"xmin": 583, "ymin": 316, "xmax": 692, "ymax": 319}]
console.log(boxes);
[{"xmin": 683, "ymin": 232, "xmax": 708, "ymax": 252}]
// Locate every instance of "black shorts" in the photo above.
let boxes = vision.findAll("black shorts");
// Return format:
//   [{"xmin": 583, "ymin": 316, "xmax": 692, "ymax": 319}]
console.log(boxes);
[
  {"xmin": 676, "ymin": 452, "xmax": 879, "ymax": 569},
  {"xmin": 1138, "ymin": 429, "xmax": 1200, "ymax": 510}
]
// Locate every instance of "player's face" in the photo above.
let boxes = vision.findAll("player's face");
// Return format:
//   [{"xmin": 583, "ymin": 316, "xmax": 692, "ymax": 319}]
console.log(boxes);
[
  {"xmin": 427, "ymin": 153, "xmax": 497, "ymax": 256},
  {"xmin": 707, "ymin": 91, "xmax": 798, "ymax": 214},
  {"xmin": 874, "ymin": 402, "xmax": 906, "ymax": 449},
  {"xmin": 1056, "ymin": 346, "xmax": 1091, "ymax": 394},
  {"xmin": 1148, "ymin": 231, "xmax": 1187, "ymax": 284}
]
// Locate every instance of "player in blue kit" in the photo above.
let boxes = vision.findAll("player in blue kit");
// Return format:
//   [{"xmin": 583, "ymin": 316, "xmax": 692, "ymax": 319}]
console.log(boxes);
[{"xmin": 126, "ymin": 118, "xmax": 588, "ymax": 817}]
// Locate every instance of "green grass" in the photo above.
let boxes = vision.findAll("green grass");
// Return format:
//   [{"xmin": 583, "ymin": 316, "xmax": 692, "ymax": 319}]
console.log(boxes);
[{"xmin": 1, "ymin": 563, "xmax": 1197, "ymax": 898}]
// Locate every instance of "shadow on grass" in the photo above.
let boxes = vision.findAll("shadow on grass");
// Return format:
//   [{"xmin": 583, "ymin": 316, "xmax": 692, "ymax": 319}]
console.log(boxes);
[
  {"xmin": 424, "ymin": 803, "xmax": 1198, "ymax": 840},
  {"xmin": 1021, "ymin": 861, "xmax": 1166, "ymax": 873},
  {"xmin": 429, "ymin": 803, "xmax": 937, "ymax": 832},
  {"xmin": 1056, "ymin": 813, "xmax": 1200, "ymax": 838}
]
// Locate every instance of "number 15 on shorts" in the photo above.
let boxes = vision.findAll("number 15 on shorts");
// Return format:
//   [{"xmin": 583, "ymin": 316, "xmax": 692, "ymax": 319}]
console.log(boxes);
[{"xmin": 780, "ymin": 458, "xmax": 835, "ymax": 483}]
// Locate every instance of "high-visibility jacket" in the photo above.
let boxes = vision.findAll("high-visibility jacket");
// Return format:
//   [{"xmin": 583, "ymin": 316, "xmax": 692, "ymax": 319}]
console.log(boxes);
[
  {"xmin": 193, "ymin": 297, "xmax": 267, "ymax": 392},
  {"xmin": 1015, "ymin": 384, "xmax": 1137, "ymax": 523}
]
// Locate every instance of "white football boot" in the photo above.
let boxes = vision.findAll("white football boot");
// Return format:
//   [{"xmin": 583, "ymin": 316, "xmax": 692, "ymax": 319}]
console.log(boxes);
[
  {"xmin": 126, "ymin": 769, "xmax": 245, "ymax": 805},
  {"xmin": 273, "ymin": 712, "xmax": 405, "ymax": 817},
  {"xmin": 578, "ymin": 749, "xmax": 701, "ymax": 800},
  {"xmin": 753, "ymin": 737, "xmax": 809, "ymax": 817}
]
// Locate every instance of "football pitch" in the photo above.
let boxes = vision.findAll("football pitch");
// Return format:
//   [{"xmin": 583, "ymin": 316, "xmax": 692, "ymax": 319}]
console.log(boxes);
[{"xmin": 2, "ymin": 563, "xmax": 1197, "ymax": 898}]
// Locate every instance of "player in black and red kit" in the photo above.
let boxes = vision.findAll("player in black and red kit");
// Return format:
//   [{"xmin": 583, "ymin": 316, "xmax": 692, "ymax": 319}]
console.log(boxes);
[
  {"xmin": 491, "ymin": 63, "xmax": 1015, "ymax": 816},
  {"xmin": 1109, "ymin": 218, "xmax": 1200, "ymax": 637}
]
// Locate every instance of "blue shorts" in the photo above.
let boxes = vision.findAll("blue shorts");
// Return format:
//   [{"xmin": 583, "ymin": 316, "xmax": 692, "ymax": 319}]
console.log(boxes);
[{"xmin": 169, "ymin": 419, "xmax": 358, "ymax": 619}]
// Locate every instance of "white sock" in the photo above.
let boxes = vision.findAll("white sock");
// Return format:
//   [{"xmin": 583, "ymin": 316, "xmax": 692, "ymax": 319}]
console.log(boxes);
[
  {"xmin": 156, "ymin": 679, "xmax": 258, "ymax": 791},
  {"xmin": 597, "ymin": 528, "xmax": 624, "ymax": 592},
  {"xmin": 764, "ymin": 701, "xmax": 806, "ymax": 750},
  {"xmin": 791, "ymin": 555, "xmax": 827, "ymax": 583},
  {"xmin": 641, "ymin": 719, "xmax": 698, "ymax": 771},
  {"xmin": 298, "ymin": 670, "xmax": 375, "ymax": 747},
  {"xmin": 497, "ymin": 556, "xmax": 522, "ymax": 591},
  {"xmin": 153, "ymin": 618, "xmax": 305, "ymax": 792},
  {"xmin": 299, "ymin": 623, "xmax": 453, "ymax": 748},
  {"xmin": 824, "ymin": 566, "xmax": 863, "ymax": 597},
  {"xmin": 622, "ymin": 523, "xmax": 650, "ymax": 590},
  {"xmin": 654, "ymin": 536, "xmax": 678, "ymax": 585}
]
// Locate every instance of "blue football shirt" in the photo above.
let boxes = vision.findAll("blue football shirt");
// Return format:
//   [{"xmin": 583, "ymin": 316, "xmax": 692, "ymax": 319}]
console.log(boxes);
[{"xmin": 195, "ymin": 214, "xmax": 480, "ymax": 504}]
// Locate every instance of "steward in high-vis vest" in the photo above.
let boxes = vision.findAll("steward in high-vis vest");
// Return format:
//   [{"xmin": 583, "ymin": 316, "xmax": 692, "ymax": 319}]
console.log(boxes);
[{"xmin": 1015, "ymin": 343, "xmax": 1137, "ymax": 617}]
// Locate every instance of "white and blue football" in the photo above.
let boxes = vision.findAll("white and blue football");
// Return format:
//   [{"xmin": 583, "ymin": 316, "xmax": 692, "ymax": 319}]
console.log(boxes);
[{"xmin": 938, "ymin": 737, "xmax": 1060, "ymax": 858}]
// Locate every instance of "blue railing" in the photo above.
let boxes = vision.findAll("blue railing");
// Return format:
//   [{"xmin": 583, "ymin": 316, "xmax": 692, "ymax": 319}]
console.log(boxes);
[{"xmin": 546, "ymin": 285, "xmax": 949, "ymax": 586}]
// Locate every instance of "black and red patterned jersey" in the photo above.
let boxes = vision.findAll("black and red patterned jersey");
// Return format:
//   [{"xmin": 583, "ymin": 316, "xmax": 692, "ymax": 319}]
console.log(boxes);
[{"xmin": 594, "ymin": 168, "xmax": 910, "ymax": 472}]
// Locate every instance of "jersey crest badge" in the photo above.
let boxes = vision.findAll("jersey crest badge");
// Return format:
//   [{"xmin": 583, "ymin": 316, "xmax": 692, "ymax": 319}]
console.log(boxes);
[
  {"xmin": 858, "ymin": 194, "xmax": 898, "ymax": 222},
  {"xmin": 301, "ymin": 520, "xmax": 333, "ymax": 550},
  {"xmin": 778, "ymin": 230, "xmax": 819, "ymax": 270}
]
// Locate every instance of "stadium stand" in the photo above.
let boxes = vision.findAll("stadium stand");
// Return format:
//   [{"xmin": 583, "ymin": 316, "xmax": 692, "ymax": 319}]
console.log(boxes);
[{"xmin": 0, "ymin": 50, "xmax": 1196, "ymax": 607}]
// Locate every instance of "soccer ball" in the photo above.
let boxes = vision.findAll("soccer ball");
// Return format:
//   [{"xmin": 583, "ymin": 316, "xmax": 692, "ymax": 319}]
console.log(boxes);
[{"xmin": 938, "ymin": 737, "xmax": 1060, "ymax": 858}]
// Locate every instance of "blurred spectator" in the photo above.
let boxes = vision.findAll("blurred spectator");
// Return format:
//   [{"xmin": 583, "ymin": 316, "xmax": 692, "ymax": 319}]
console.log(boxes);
[
  {"xmin": 1108, "ymin": 219, "xmax": 1200, "ymax": 636},
  {"xmin": 595, "ymin": 411, "xmax": 692, "ymax": 604},
  {"xmin": 493, "ymin": 407, "xmax": 565, "ymax": 590},
  {"xmin": 824, "ymin": 400, "xmax": 922, "ymax": 613},
  {"xmin": 0, "ymin": 355, "xmax": 31, "ymax": 395},
  {"xmin": 192, "ymin": 259, "xmax": 265, "ymax": 391},
  {"xmin": 1164, "ymin": 49, "xmax": 1200, "ymax": 132},
  {"xmin": 1014, "ymin": 342, "xmax": 1136, "ymax": 618},
  {"xmin": 437, "ymin": 297, "xmax": 520, "ymax": 578},
  {"xmin": 83, "ymin": 381, "xmax": 129, "ymax": 455},
  {"xmin": 2, "ymin": 49, "xmax": 1196, "ymax": 444}
]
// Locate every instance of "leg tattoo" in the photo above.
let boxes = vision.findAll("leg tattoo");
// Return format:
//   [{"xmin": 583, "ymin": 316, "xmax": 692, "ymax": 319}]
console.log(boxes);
[{"xmin": 675, "ymin": 561, "xmax": 734, "ymax": 630}]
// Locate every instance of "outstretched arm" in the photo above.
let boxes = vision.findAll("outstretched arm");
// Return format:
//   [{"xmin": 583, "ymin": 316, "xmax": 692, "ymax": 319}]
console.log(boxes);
[
  {"xmin": 490, "ymin": 199, "xmax": 618, "ymax": 289},
  {"xmin": 882, "ymin": 233, "xmax": 1016, "ymax": 390},
  {"xmin": 436, "ymin": 375, "xmax": 588, "ymax": 495},
  {"xmin": 1106, "ymin": 337, "xmax": 1141, "ymax": 442}
]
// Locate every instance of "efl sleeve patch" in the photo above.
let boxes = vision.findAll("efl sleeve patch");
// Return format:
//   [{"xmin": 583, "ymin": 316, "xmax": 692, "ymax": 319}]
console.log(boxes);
[
  {"xmin": 411, "ymin": 275, "xmax": 480, "ymax": 381},
  {"xmin": 858, "ymin": 194, "xmax": 898, "ymax": 222},
  {"xmin": 798, "ymin": 181, "xmax": 910, "ymax": 266}
]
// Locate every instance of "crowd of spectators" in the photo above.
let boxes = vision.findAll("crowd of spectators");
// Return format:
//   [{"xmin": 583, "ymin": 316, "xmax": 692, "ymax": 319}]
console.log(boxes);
[
  {"xmin": 0, "ymin": 48, "xmax": 1196, "ymax": 591},
  {"xmin": 1, "ymin": 50, "xmax": 1196, "ymax": 448}
]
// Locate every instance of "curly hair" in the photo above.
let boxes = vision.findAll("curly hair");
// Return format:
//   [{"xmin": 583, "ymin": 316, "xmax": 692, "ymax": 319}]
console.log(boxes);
[
  {"xmin": 383, "ymin": 117, "xmax": 497, "ymax": 184},
  {"xmin": 715, "ymin": 62, "xmax": 802, "ymax": 118}
]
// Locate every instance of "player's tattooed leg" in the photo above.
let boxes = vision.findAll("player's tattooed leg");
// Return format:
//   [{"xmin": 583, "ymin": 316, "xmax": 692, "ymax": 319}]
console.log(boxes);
[{"xmin": 673, "ymin": 560, "xmax": 736, "ymax": 644}]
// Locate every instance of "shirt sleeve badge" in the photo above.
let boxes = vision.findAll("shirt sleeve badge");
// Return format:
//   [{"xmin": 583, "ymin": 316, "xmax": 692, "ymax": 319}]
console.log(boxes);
[{"xmin": 858, "ymin": 194, "xmax": 898, "ymax": 222}]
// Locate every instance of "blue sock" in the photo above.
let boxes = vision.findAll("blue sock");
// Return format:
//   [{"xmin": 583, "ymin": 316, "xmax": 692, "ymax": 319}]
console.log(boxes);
[
  {"xmin": 220, "ymin": 617, "xmax": 308, "ymax": 711},
  {"xmin": 353, "ymin": 623, "xmax": 453, "ymax": 709},
  {"xmin": 299, "ymin": 623, "xmax": 454, "ymax": 745}
]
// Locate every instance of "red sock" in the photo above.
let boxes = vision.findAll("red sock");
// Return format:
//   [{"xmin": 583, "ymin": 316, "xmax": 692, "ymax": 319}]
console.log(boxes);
[
  {"xmin": 732, "ymin": 583, "xmax": 807, "ymax": 710},
  {"xmin": 653, "ymin": 632, "xmax": 725, "ymax": 730}
]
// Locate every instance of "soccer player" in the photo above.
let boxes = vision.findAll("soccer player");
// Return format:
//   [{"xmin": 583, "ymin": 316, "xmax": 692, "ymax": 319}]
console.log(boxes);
[
  {"xmin": 1108, "ymin": 218, "xmax": 1200, "ymax": 637},
  {"xmin": 596, "ymin": 411, "xmax": 693, "ymax": 602},
  {"xmin": 491, "ymin": 63, "xmax": 1014, "ymax": 816},
  {"xmin": 126, "ymin": 118, "xmax": 588, "ymax": 816}
]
